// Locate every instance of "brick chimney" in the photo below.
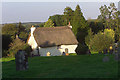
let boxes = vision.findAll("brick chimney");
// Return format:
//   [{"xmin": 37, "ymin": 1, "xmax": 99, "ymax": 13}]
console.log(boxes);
[{"xmin": 68, "ymin": 22, "xmax": 72, "ymax": 29}]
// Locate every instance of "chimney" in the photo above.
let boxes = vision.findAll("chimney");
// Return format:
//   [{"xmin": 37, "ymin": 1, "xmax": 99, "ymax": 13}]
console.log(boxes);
[
  {"xmin": 68, "ymin": 22, "xmax": 72, "ymax": 29},
  {"xmin": 31, "ymin": 25, "xmax": 36, "ymax": 36}
]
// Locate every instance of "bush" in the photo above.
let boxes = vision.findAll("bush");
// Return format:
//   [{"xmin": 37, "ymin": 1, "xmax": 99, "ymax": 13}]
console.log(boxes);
[
  {"xmin": 9, "ymin": 38, "xmax": 32, "ymax": 57},
  {"xmin": 75, "ymin": 43, "xmax": 88, "ymax": 55},
  {"xmin": 90, "ymin": 30, "xmax": 114, "ymax": 52}
]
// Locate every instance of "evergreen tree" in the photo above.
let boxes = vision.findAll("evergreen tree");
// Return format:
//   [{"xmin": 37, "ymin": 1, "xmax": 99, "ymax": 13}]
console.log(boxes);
[
  {"xmin": 72, "ymin": 5, "xmax": 87, "ymax": 36},
  {"xmin": 72, "ymin": 5, "xmax": 88, "ymax": 54}
]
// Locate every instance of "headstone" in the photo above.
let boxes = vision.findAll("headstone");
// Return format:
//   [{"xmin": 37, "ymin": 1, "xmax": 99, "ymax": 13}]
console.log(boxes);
[
  {"xmin": 114, "ymin": 54, "xmax": 120, "ymax": 61},
  {"xmin": 102, "ymin": 56, "xmax": 109, "ymax": 62},
  {"xmin": 114, "ymin": 42, "xmax": 120, "ymax": 61},
  {"xmin": 15, "ymin": 50, "xmax": 28, "ymax": 71}
]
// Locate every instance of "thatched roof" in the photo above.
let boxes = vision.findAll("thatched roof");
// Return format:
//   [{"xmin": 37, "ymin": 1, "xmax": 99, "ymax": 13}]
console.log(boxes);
[{"xmin": 33, "ymin": 26, "xmax": 78, "ymax": 48}]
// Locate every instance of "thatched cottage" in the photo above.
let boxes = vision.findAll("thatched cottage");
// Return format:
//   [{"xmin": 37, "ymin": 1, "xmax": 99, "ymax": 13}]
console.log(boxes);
[{"xmin": 27, "ymin": 24, "xmax": 78, "ymax": 56}]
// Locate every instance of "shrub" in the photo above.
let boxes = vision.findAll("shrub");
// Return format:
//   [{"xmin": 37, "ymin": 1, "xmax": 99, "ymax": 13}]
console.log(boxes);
[
  {"xmin": 90, "ymin": 30, "xmax": 115, "ymax": 52},
  {"xmin": 9, "ymin": 38, "xmax": 32, "ymax": 57},
  {"xmin": 75, "ymin": 43, "xmax": 88, "ymax": 55}
]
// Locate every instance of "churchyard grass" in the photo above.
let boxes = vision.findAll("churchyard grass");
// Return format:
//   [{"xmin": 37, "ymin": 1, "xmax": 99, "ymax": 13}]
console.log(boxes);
[{"xmin": 2, "ymin": 54, "xmax": 118, "ymax": 78}]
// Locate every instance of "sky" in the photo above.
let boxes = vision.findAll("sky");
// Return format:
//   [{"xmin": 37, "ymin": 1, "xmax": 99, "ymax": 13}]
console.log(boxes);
[{"xmin": 2, "ymin": 2, "xmax": 118, "ymax": 24}]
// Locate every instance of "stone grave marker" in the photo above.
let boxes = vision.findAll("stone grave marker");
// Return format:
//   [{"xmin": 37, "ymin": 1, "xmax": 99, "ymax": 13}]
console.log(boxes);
[
  {"xmin": 102, "ymin": 56, "xmax": 109, "ymax": 62},
  {"xmin": 15, "ymin": 50, "xmax": 28, "ymax": 71}
]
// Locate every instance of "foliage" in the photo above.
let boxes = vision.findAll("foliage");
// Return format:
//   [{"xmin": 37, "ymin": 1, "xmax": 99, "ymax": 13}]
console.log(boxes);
[
  {"xmin": 87, "ymin": 20, "xmax": 104, "ymax": 34},
  {"xmin": 72, "ymin": 5, "xmax": 87, "ymax": 36},
  {"xmin": 90, "ymin": 30, "xmax": 115, "ymax": 52},
  {"xmin": 104, "ymin": 28, "xmax": 115, "ymax": 40},
  {"xmin": 8, "ymin": 38, "xmax": 25, "ymax": 57},
  {"xmin": 19, "ymin": 31, "xmax": 28, "ymax": 41},
  {"xmin": 75, "ymin": 43, "xmax": 88, "ymax": 55},
  {"xmin": 76, "ymin": 28, "xmax": 88, "ymax": 44},
  {"xmin": 44, "ymin": 19, "xmax": 55, "ymax": 27},
  {"xmin": 39, "ymin": 23, "xmax": 45, "ymax": 27},
  {"xmin": 85, "ymin": 28, "xmax": 94, "ymax": 49},
  {"xmin": 64, "ymin": 7, "xmax": 74, "ymax": 24},
  {"xmin": 2, "ymin": 24, "xmax": 18, "ymax": 40},
  {"xmin": 115, "ymin": 26, "xmax": 120, "ymax": 42},
  {"xmin": 98, "ymin": 3, "xmax": 118, "ymax": 29},
  {"xmin": 8, "ymin": 38, "xmax": 32, "ymax": 57},
  {"xmin": 49, "ymin": 15, "xmax": 66, "ymax": 26},
  {"xmin": 18, "ymin": 22, "xmax": 26, "ymax": 34}
]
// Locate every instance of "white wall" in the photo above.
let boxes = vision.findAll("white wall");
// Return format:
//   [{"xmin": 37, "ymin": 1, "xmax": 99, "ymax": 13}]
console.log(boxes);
[
  {"xmin": 28, "ymin": 36, "xmax": 38, "ymax": 49},
  {"xmin": 39, "ymin": 46, "xmax": 61, "ymax": 56},
  {"xmin": 38, "ymin": 45, "xmax": 77, "ymax": 56},
  {"xmin": 59, "ymin": 45, "xmax": 77, "ymax": 53},
  {"xmin": 28, "ymin": 26, "xmax": 38, "ymax": 49}
]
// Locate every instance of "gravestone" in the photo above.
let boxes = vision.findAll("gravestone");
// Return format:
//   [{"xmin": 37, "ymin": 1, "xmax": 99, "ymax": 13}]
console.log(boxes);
[
  {"xmin": 15, "ymin": 50, "xmax": 28, "ymax": 71},
  {"xmin": 114, "ymin": 42, "xmax": 120, "ymax": 61},
  {"xmin": 114, "ymin": 54, "xmax": 120, "ymax": 61},
  {"xmin": 102, "ymin": 56, "xmax": 109, "ymax": 62}
]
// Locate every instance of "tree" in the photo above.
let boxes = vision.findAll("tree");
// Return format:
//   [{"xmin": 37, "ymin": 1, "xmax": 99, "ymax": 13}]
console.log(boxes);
[
  {"xmin": 8, "ymin": 38, "xmax": 32, "ymax": 57},
  {"xmin": 64, "ymin": 7, "xmax": 74, "ymax": 24},
  {"xmin": 19, "ymin": 32, "xmax": 28, "ymax": 41},
  {"xmin": 49, "ymin": 15, "xmax": 65, "ymax": 26},
  {"xmin": 85, "ymin": 28, "xmax": 94, "ymax": 49},
  {"xmin": 2, "ymin": 24, "xmax": 18, "ymax": 40},
  {"xmin": 72, "ymin": 5, "xmax": 87, "ymax": 36},
  {"xmin": 9, "ymin": 38, "xmax": 25, "ymax": 57},
  {"xmin": 44, "ymin": 19, "xmax": 55, "ymax": 27},
  {"xmin": 87, "ymin": 19, "xmax": 104, "ymax": 34},
  {"xmin": 98, "ymin": 3, "xmax": 118, "ymax": 29},
  {"xmin": 89, "ymin": 29, "xmax": 115, "ymax": 52}
]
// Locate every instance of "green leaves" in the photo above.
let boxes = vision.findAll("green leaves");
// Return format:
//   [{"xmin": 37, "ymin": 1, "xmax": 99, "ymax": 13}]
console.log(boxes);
[
  {"xmin": 44, "ymin": 19, "xmax": 55, "ymax": 27},
  {"xmin": 89, "ymin": 29, "xmax": 115, "ymax": 52},
  {"xmin": 98, "ymin": 3, "xmax": 118, "ymax": 29},
  {"xmin": 2, "ymin": 24, "xmax": 18, "ymax": 40}
]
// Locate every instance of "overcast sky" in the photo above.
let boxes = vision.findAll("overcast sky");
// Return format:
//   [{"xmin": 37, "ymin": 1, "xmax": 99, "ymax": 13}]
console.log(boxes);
[{"xmin": 2, "ymin": 2, "xmax": 118, "ymax": 24}]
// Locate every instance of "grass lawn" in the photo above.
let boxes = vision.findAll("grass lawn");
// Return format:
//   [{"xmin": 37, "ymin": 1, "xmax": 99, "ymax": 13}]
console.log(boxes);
[{"xmin": 2, "ymin": 54, "xmax": 119, "ymax": 78}]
